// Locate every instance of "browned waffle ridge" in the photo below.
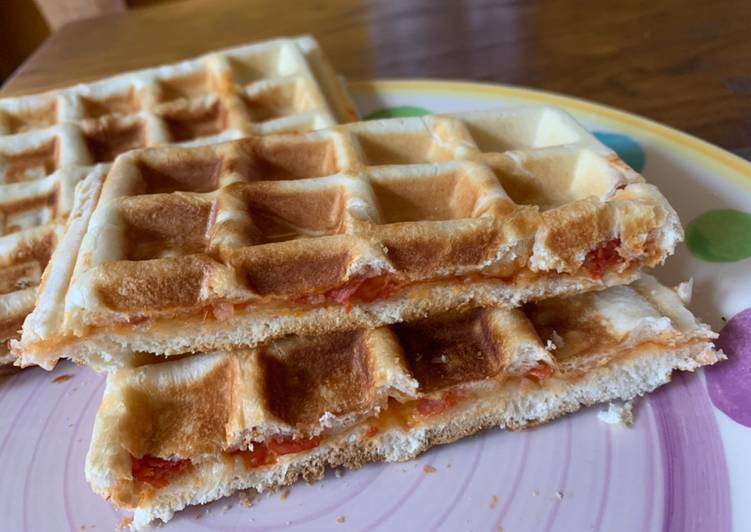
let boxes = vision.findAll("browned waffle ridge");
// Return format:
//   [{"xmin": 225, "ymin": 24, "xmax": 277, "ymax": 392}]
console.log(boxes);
[
  {"xmin": 0, "ymin": 35, "xmax": 356, "ymax": 364},
  {"xmin": 84, "ymin": 276, "xmax": 721, "ymax": 527},
  {"xmin": 16, "ymin": 106, "xmax": 683, "ymax": 370}
]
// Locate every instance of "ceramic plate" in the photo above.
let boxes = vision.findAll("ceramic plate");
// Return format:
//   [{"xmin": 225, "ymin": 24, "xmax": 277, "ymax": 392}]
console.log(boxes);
[{"xmin": 2, "ymin": 80, "xmax": 750, "ymax": 532}]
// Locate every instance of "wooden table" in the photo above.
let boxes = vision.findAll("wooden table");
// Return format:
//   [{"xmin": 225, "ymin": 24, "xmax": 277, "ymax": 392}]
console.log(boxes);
[{"xmin": 3, "ymin": 0, "xmax": 750, "ymax": 157}]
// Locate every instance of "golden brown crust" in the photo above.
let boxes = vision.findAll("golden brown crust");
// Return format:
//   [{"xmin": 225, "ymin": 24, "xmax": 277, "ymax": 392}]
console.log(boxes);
[
  {"xmin": 17, "ymin": 108, "xmax": 682, "ymax": 369},
  {"xmin": 225, "ymin": 238, "xmax": 355, "ymax": 297},
  {"xmin": 260, "ymin": 331, "xmax": 376, "ymax": 428},
  {"xmin": 122, "ymin": 355, "xmax": 238, "ymax": 458},
  {"xmin": 22, "ymin": 269, "xmax": 643, "ymax": 371},
  {"xmin": 393, "ymin": 308, "xmax": 504, "ymax": 393},
  {"xmin": 1, "ymin": 35, "xmax": 356, "ymax": 366},
  {"xmin": 89, "ymin": 338, "xmax": 721, "ymax": 527},
  {"xmin": 86, "ymin": 277, "xmax": 718, "ymax": 476},
  {"xmin": 95, "ymin": 255, "xmax": 220, "ymax": 311},
  {"xmin": 84, "ymin": 278, "xmax": 722, "ymax": 527}
]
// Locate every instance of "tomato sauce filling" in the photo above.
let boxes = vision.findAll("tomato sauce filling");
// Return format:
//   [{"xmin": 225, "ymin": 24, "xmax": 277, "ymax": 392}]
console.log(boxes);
[
  {"xmin": 415, "ymin": 393, "xmax": 460, "ymax": 417},
  {"xmin": 382, "ymin": 390, "xmax": 465, "ymax": 428},
  {"xmin": 130, "ymin": 391, "xmax": 472, "ymax": 489},
  {"xmin": 233, "ymin": 442, "xmax": 275, "ymax": 469},
  {"xmin": 525, "ymin": 363, "xmax": 556, "ymax": 381},
  {"xmin": 132, "ymin": 436, "xmax": 323, "ymax": 489},
  {"xmin": 91, "ymin": 241, "xmax": 642, "ymax": 335},
  {"xmin": 235, "ymin": 435, "xmax": 322, "ymax": 471},
  {"xmin": 280, "ymin": 239, "xmax": 628, "ymax": 313},
  {"xmin": 295, "ymin": 274, "xmax": 402, "ymax": 309},
  {"xmin": 131, "ymin": 455, "xmax": 192, "ymax": 488},
  {"xmin": 582, "ymin": 238, "xmax": 623, "ymax": 278},
  {"xmin": 267, "ymin": 435, "xmax": 322, "ymax": 456}
]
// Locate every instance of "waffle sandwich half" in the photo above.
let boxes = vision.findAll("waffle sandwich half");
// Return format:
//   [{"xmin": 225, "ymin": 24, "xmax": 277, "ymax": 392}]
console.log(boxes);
[
  {"xmin": 0, "ymin": 35, "xmax": 356, "ymax": 365},
  {"xmin": 16, "ymin": 106, "xmax": 682, "ymax": 370},
  {"xmin": 85, "ymin": 275, "xmax": 721, "ymax": 528}
]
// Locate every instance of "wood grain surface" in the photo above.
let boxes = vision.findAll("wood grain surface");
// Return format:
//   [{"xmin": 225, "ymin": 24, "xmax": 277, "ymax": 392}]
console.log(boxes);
[{"xmin": 2, "ymin": 0, "xmax": 750, "ymax": 154}]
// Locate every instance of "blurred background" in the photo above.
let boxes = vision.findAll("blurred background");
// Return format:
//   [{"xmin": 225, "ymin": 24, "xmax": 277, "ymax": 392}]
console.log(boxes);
[
  {"xmin": 1, "ymin": 0, "xmax": 749, "ymax": 157},
  {"xmin": 0, "ymin": 0, "xmax": 179, "ymax": 82}
]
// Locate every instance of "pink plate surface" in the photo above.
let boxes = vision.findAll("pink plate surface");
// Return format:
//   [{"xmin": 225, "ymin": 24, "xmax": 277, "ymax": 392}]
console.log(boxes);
[{"xmin": 0, "ymin": 363, "xmax": 730, "ymax": 531}]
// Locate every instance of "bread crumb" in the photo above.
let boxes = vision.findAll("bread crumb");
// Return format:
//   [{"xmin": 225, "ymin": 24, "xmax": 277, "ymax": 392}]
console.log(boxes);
[
  {"xmin": 239, "ymin": 491, "xmax": 255, "ymax": 507},
  {"xmin": 221, "ymin": 504, "xmax": 232, "ymax": 512},
  {"xmin": 532, "ymin": 489, "xmax": 540, "ymax": 496},
  {"xmin": 423, "ymin": 464, "xmax": 437, "ymax": 473},
  {"xmin": 334, "ymin": 469, "xmax": 342, "ymax": 478},
  {"xmin": 551, "ymin": 330, "xmax": 564, "ymax": 348},
  {"xmin": 336, "ymin": 515, "xmax": 346, "ymax": 524},
  {"xmin": 53, "ymin": 374, "xmax": 73, "ymax": 384},
  {"xmin": 489, "ymin": 495, "xmax": 499, "ymax": 509},
  {"xmin": 279, "ymin": 488, "xmax": 291, "ymax": 500},
  {"xmin": 555, "ymin": 491, "xmax": 564, "ymax": 500},
  {"xmin": 675, "ymin": 279, "xmax": 693, "ymax": 305},
  {"xmin": 598, "ymin": 401, "xmax": 634, "ymax": 426},
  {"xmin": 211, "ymin": 300, "xmax": 234, "ymax": 321},
  {"xmin": 117, "ymin": 516, "xmax": 133, "ymax": 530}
]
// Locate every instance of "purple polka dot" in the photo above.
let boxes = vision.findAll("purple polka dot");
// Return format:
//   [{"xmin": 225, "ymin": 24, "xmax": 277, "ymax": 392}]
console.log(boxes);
[{"xmin": 706, "ymin": 308, "xmax": 751, "ymax": 428}]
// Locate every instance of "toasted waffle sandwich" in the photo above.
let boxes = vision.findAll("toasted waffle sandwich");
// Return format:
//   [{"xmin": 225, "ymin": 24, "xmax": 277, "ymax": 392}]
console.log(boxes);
[
  {"xmin": 15, "ymin": 106, "xmax": 682, "ymax": 370},
  {"xmin": 85, "ymin": 275, "xmax": 722, "ymax": 528},
  {"xmin": 0, "ymin": 35, "xmax": 356, "ymax": 365}
]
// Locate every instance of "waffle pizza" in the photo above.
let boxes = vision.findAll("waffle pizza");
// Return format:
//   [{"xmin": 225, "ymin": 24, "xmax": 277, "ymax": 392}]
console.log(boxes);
[
  {"xmin": 85, "ymin": 275, "xmax": 721, "ymax": 528},
  {"xmin": 15, "ymin": 106, "xmax": 683, "ymax": 370},
  {"xmin": 0, "ymin": 35, "xmax": 356, "ymax": 364},
  {"xmin": 0, "ymin": 165, "xmax": 88, "ymax": 364}
]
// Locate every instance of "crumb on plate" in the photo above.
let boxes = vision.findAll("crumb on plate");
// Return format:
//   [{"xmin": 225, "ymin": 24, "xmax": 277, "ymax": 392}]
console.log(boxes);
[
  {"xmin": 598, "ymin": 401, "xmax": 634, "ymax": 427},
  {"xmin": 239, "ymin": 491, "xmax": 255, "ymax": 508}
]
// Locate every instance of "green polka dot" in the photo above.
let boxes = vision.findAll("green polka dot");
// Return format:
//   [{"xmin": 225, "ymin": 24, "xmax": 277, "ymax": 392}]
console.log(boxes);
[
  {"xmin": 686, "ymin": 209, "xmax": 751, "ymax": 262},
  {"xmin": 594, "ymin": 132, "xmax": 646, "ymax": 172},
  {"xmin": 364, "ymin": 106, "xmax": 432, "ymax": 120}
]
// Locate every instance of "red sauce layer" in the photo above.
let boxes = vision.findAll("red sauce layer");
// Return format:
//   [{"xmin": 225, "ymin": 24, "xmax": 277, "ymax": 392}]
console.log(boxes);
[
  {"xmin": 236, "ymin": 435, "xmax": 322, "ymax": 471},
  {"xmin": 583, "ymin": 238, "xmax": 623, "ymax": 278},
  {"xmin": 525, "ymin": 363, "xmax": 556, "ymax": 381},
  {"xmin": 267, "ymin": 435, "xmax": 322, "ymax": 456},
  {"xmin": 131, "ymin": 455, "xmax": 192, "ymax": 488},
  {"xmin": 295, "ymin": 274, "xmax": 402, "ymax": 309}
]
